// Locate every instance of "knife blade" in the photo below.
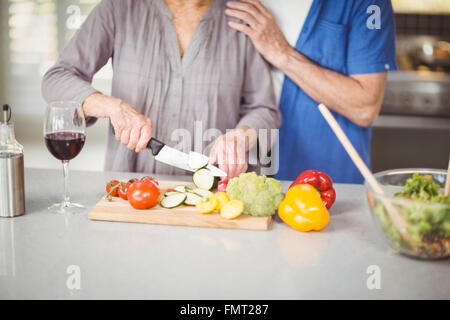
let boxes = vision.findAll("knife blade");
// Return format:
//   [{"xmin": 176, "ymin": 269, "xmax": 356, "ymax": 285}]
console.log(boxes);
[
  {"xmin": 148, "ymin": 138, "xmax": 227, "ymax": 177},
  {"xmin": 111, "ymin": 128, "xmax": 227, "ymax": 177}
]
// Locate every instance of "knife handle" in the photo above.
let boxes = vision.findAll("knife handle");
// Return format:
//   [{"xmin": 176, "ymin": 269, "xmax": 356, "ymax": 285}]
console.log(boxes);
[
  {"xmin": 111, "ymin": 127, "xmax": 164, "ymax": 156},
  {"xmin": 147, "ymin": 138, "xmax": 165, "ymax": 156}
]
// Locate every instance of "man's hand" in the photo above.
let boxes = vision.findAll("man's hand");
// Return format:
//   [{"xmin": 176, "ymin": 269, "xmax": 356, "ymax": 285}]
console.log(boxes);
[
  {"xmin": 209, "ymin": 127, "xmax": 257, "ymax": 180},
  {"xmin": 109, "ymin": 101, "xmax": 153, "ymax": 153},
  {"xmin": 225, "ymin": 0, "xmax": 387, "ymax": 127},
  {"xmin": 225, "ymin": 0, "xmax": 291, "ymax": 68}
]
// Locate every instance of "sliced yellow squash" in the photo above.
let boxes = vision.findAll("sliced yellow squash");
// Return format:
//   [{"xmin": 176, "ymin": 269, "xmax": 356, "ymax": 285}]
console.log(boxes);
[
  {"xmin": 215, "ymin": 192, "xmax": 230, "ymax": 210},
  {"xmin": 196, "ymin": 194, "xmax": 218, "ymax": 214},
  {"xmin": 220, "ymin": 200, "xmax": 244, "ymax": 220}
]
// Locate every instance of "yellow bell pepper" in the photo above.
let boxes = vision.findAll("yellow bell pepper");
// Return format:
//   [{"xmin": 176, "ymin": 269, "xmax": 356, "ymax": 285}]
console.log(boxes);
[{"xmin": 278, "ymin": 184, "xmax": 330, "ymax": 232}]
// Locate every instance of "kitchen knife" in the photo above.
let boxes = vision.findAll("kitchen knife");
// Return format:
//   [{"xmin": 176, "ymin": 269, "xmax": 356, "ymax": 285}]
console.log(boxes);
[
  {"xmin": 147, "ymin": 138, "xmax": 227, "ymax": 177},
  {"xmin": 111, "ymin": 128, "xmax": 226, "ymax": 176}
]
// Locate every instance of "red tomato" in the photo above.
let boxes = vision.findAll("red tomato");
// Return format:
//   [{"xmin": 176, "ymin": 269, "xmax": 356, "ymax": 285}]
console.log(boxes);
[
  {"xmin": 141, "ymin": 176, "xmax": 160, "ymax": 188},
  {"xmin": 106, "ymin": 180, "xmax": 120, "ymax": 197},
  {"xmin": 127, "ymin": 179, "xmax": 161, "ymax": 210},
  {"xmin": 118, "ymin": 182, "xmax": 130, "ymax": 200},
  {"xmin": 218, "ymin": 180, "xmax": 229, "ymax": 193}
]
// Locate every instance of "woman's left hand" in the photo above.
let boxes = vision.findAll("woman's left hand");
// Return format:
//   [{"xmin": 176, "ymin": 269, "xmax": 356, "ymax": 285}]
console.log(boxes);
[
  {"xmin": 225, "ymin": 0, "xmax": 292, "ymax": 69},
  {"xmin": 209, "ymin": 127, "xmax": 257, "ymax": 180}
]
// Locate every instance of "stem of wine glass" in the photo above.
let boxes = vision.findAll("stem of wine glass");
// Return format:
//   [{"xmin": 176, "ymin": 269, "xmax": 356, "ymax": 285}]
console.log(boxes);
[{"xmin": 62, "ymin": 160, "xmax": 70, "ymax": 207}]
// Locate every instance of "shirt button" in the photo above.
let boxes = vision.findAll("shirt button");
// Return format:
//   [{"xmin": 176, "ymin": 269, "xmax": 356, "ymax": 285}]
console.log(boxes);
[{"xmin": 385, "ymin": 64, "xmax": 390, "ymax": 70}]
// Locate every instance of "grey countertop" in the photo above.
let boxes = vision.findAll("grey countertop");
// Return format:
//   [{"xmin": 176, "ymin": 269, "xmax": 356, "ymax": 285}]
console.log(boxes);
[{"xmin": 0, "ymin": 168, "xmax": 449, "ymax": 300}]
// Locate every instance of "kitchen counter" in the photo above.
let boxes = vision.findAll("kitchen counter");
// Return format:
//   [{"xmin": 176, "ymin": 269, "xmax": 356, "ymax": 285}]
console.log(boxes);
[
  {"xmin": 0, "ymin": 168, "xmax": 449, "ymax": 300},
  {"xmin": 373, "ymin": 115, "xmax": 450, "ymax": 130}
]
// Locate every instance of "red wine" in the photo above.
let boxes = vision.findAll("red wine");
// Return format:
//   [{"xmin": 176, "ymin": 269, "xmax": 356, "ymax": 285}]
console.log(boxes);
[{"xmin": 45, "ymin": 132, "xmax": 86, "ymax": 161}]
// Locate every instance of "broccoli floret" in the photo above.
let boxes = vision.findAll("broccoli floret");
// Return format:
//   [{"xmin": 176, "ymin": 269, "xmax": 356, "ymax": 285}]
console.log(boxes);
[{"xmin": 226, "ymin": 172, "xmax": 284, "ymax": 217}]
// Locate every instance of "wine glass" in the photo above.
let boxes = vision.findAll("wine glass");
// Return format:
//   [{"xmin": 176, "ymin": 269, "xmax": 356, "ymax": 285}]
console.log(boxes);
[{"xmin": 44, "ymin": 101, "xmax": 86, "ymax": 214}]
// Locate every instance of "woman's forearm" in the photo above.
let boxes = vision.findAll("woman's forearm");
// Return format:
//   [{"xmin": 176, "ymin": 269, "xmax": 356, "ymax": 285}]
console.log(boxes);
[
  {"xmin": 278, "ymin": 48, "xmax": 387, "ymax": 127},
  {"xmin": 82, "ymin": 93, "xmax": 124, "ymax": 119},
  {"xmin": 82, "ymin": 93, "xmax": 153, "ymax": 152}
]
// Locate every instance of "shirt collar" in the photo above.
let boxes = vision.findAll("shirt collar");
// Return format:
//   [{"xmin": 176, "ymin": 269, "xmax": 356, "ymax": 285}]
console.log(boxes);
[{"xmin": 155, "ymin": 0, "xmax": 222, "ymax": 21}]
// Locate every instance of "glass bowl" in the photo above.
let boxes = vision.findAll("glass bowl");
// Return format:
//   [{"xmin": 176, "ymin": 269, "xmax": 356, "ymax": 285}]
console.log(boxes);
[{"xmin": 365, "ymin": 168, "xmax": 449, "ymax": 259}]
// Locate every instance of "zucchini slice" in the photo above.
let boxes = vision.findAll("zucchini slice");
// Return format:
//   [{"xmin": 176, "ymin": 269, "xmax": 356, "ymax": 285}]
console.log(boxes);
[
  {"xmin": 160, "ymin": 193, "xmax": 187, "ymax": 209},
  {"xmin": 184, "ymin": 192, "xmax": 202, "ymax": 206},
  {"xmin": 188, "ymin": 151, "xmax": 209, "ymax": 170},
  {"xmin": 192, "ymin": 188, "xmax": 213, "ymax": 197},
  {"xmin": 173, "ymin": 185, "xmax": 188, "ymax": 193},
  {"xmin": 193, "ymin": 168, "xmax": 217, "ymax": 191},
  {"xmin": 164, "ymin": 191, "xmax": 182, "ymax": 197}
]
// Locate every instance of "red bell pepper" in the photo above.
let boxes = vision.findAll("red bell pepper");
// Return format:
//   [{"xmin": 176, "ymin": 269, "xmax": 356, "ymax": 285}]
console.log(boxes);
[
  {"xmin": 290, "ymin": 170, "xmax": 336, "ymax": 209},
  {"xmin": 218, "ymin": 180, "xmax": 229, "ymax": 193}
]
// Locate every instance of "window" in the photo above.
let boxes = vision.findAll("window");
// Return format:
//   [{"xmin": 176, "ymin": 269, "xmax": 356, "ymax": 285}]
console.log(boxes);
[{"xmin": 1, "ymin": 0, "xmax": 111, "ymax": 170}]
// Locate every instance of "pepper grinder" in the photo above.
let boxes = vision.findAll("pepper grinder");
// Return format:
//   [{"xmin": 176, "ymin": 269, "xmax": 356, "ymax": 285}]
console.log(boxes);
[{"xmin": 0, "ymin": 104, "xmax": 25, "ymax": 217}]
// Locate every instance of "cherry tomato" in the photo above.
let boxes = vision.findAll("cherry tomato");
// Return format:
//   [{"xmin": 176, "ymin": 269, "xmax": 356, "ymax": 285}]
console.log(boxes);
[
  {"xmin": 127, "ymin": 179, "xmax": 161, "ymax": 210},
  {"xmin": 118, "ymin": 182, "xmax": 130, "ymax": 200},
  {"xmin": 106, "ymin": 180, "xmax": 120, "ymax": 197}
]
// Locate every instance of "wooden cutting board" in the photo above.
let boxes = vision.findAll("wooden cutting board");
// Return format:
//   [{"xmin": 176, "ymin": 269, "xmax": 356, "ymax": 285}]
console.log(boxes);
[{"xmin": 88, "ymin": 181, "xmax": 272, "ymax": 231}]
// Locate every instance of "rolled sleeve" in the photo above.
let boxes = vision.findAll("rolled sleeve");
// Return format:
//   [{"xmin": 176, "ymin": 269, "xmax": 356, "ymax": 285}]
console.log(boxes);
[
  {"xmin": 347, "ymin": 61, "xmax": 396, "ymax": 75},
  {"xmin": 346, "ymin": 0, "xmax": 398, "ymax": 75}
]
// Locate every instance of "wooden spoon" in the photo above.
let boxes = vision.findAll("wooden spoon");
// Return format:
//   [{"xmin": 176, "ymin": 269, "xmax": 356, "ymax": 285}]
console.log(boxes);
[
  {"xmin": 444, "ymin": 156, "xmax": 450, "ymax": 197},
  {"xmin": 318, "ymin": 104, "xmax": 414, "ymax": 246}
]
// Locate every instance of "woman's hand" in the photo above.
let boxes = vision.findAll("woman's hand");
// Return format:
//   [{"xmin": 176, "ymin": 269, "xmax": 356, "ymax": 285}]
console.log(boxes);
[
  {"xmin": 209, "ymin": 127, "xmax": 257, "ymax": 180},
  {"xmin": 109, "ymin": 101, "xmax": 153, "ymax": 153},
  {"xmin": 82, "ymin": 93, "xmax": 153, "ymax": 153},
  {"xmin": 225, "ymin": 0, "xmax": 292, "ymax": 69}
]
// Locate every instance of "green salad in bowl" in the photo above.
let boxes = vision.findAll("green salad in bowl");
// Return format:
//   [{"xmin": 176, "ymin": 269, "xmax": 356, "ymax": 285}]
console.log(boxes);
[{"xmin": 366, "ymin": 169, "xmax": 450, "ymax": 259}]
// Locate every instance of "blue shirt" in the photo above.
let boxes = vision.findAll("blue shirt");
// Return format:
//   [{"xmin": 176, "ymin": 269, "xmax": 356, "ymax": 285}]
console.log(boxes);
[{"xmin": 275, "ymin": 0, "xmax": 397, "ymax": 184}]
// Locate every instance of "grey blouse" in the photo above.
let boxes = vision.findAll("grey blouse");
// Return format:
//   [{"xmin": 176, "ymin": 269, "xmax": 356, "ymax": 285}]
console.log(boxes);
[{"xmin": 42, "ymin": 0, "xmax": 281, "ymax": 175}]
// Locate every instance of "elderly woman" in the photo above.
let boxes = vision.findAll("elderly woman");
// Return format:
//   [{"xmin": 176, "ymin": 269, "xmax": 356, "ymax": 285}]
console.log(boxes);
[{"xmin": 42, "ymin": 0, "xmax": 280, "ymax": 178}]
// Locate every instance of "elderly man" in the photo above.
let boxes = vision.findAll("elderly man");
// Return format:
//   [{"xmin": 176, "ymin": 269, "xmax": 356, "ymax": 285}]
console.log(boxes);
[{"xmin": 225, "ymin": 0, "xmax": 397, "ymax": 183}]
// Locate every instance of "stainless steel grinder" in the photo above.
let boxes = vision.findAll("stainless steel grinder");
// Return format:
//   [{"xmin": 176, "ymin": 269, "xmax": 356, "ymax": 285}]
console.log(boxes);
[{"xmin": 0, "ymin": 104, "xmax": 25, "ymax": 217}]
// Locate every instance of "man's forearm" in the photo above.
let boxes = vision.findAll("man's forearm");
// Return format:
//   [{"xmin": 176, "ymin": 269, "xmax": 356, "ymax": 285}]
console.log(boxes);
[
  {"xmin": 278, "ymin": 48, "xmax": 386, "ymax": 127},
  {"xmin": 225, "ymin": 0, "xmax": 388, "ymax": 127}
]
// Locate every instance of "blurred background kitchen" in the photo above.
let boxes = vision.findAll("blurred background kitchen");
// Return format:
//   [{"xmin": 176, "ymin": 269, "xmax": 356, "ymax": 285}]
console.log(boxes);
[{"xmin": 0, "ymin": 0, "xmax": 449, "ymax": 173}]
